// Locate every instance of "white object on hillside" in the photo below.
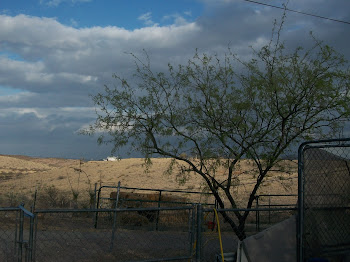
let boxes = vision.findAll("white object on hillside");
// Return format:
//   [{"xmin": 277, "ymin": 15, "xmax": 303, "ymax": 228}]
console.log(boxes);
[{"xmin": 103, "ymin": 156, "xmax": 121, "ymax": 161}]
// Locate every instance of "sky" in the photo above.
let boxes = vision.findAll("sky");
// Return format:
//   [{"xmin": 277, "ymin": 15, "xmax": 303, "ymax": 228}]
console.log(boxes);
[{"xmin": 0, "ymin": 0, "xmax": 349, "ymax": 160}]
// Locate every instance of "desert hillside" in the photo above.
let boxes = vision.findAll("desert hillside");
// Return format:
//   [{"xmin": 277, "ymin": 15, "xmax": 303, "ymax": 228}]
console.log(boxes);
[{"xmin": 0, "ymin": 154, "xmax": 298, "ymax": 208}]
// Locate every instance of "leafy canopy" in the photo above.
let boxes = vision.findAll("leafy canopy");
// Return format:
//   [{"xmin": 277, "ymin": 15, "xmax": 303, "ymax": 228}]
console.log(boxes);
[
  {"xmin": 91, "ymin": 35, "xmax": 349, "ymax": 168},
  {"xmin": 88, "ymin": 23, "xmax": 350, "ymax": 239}
]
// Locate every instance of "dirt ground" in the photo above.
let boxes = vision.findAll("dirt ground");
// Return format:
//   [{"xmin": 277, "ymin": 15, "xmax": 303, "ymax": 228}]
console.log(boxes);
[{"xmin": 0, "ymin": 154, "xmax": 298, "ymax": 208}]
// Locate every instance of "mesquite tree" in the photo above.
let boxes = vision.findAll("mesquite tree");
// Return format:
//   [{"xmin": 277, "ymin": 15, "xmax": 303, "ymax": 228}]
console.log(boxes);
[{"xmin": 88, "ymin": 22, "xmax": 350, "ymax": 240}]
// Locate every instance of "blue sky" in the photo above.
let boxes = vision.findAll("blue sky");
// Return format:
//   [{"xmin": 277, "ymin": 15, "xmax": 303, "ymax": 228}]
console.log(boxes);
[
  {"xmin": 2, "ymin": 0, "xmax": 203, "ymax": 29},
  {"xmin": 1, "ymin": 0, "xmax": 350, "ymax": 159}
]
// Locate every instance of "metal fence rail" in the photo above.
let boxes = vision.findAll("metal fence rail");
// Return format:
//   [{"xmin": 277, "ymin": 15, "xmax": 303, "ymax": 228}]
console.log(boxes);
[
  {"xmin": 255, "ymin": 194, "xmax": 297, "ymax": 231},
  {"xmin": 95, "ymin": 183, "xmax": 216, "ymax": 210}
]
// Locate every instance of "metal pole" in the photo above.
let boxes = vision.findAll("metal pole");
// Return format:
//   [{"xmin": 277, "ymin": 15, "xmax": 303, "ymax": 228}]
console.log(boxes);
[
  {"xmin": 93, "ymin": 183, "xmax": 97, "ymax": 209},
  {"xmin": 14, "ymin": 209, "xmax": 19, "ymax": 261},
  {"xmin": 114, "ymin": 182, "xmax": 120, "ymax": 209},
  {"xmin": 195, "ymin": 204, "xmax": 202, "ymax": 262},
  {"xmin": 27, "ymin": 214, "xmax": 35, "ymax": 262},
  {"xmin": 32, "ymin": 189, "xmax": 37, "ymax": 212},
  {"xmin": 110, "ymin": 181, "xmax": 121, "ymax": 251},
  {"xmin": 17, "ymin": 205, "xmax": 35, "ymax": 262},
  {"xmin": 297, "ymin": 142, "xmax": 307, "ymax": 262},
  {"xmin": 156, "ymin": 190, "xmax": 162, "ymax": 231},
  {"xmin": 92, "ymin": 183, "xmax": 97, "ymax": 226},
  {"xmin": 189, "ymin": 204, "xmax": 196, "ymax": 258},
  {"xmin": 18, "ymin": 208, "xmax": 24, "ymax": 262},
  {"xmin": 32, "ymin": 214, "xmax": 38, "ymax": 262},
  {"xmin": 256, "ymin": 196, "xmax": 260, "ymax": 232},
  {"xmin": 94, "ymin": 186, "xmax": 102, "ymax": 228},
  {"xmin": 268, "ymin": 194, "xmax": 271, "ymax": 225}
]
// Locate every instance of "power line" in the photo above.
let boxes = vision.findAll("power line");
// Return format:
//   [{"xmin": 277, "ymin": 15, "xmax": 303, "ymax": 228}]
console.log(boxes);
[{"xmin": 243, "ymin": 0, "xmax": 350, "ymax": 25}]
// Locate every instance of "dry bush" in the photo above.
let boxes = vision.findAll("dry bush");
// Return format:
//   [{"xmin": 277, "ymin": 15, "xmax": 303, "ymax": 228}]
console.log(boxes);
[{"xmin": 0, "ymin": 192, "xmax": 31, "ymax": 207}]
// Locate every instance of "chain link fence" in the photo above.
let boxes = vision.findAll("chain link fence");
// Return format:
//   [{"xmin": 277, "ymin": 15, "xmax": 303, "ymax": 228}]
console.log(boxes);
[
  {"xmin": 1, "ymin": 204, "xmax": 299, "ymax": 262},
  {"xmin": 4, "ymin": 139, "xmax": 350, "ymax": 261},
  {"xmin": 255, "ymin": 194, "xmax": 297, "ymax": 232},
  {"xmin": 33, "ymin": 207, "xmax": 194, "ymax": 262},
  {"xmin": 0, "ymin": 208, "xmax": 18, "ymax": 261},
  {"xmin": 0, "ymin": 206, "xmax": 34, "ymax": 262},
  {"xmin": 298, "ymin": 138, "xmax": 350, "ymax": 261}
]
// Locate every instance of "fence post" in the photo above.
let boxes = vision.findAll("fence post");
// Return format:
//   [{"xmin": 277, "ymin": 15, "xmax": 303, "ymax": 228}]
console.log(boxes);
[
  {"xmin": 32, "ymin": 215, "xmax": 38, "ymax": 262},
  {"xmin": 113, "ymin": 182, "xmax": 121, "ymax": 210},
  {"xmin": 195, "ymin": 204, "xmax": 202, "ymax": 262},
  {"xmin": 155, "ymin": 190, "xmax": 162, "ymax": 231},
  {"xmin": 14, "ymin": 209, "xmax": 19, "ymax": 261},
  {"xmin": 93, "ymin": 183, "xmax": 97, "ymax": 209},
  {"xmin": 297, "ymin": 142, "xmax": 306, "ymax": 262},
  {"xmin": 255, "ymin": 196, "xmax": 260, "ymax": 232},
  {"xmin": 94, "ymin": 186, "xmax": 102, "ymax": 228},
  {"xmin": 92, "ymin": 183, "xmax": 98, "ymax": 228},
  {"xmin": 17, "ymin": 208, "xmax": 24, "ymax": 262},
  {"xmin": 189, "ymin": 204, "xmax": 196, "ymax": 259},
  {"xmin": 110, "ymin": 181, "xmax": 121, "ymax": 251},
  {"xmin": 27, "ymin": 214, "xmax": 35, "ymax": 262},
  {"xmin": 268, "ymin": 194, "xmax": 271, "ymax": 225}
]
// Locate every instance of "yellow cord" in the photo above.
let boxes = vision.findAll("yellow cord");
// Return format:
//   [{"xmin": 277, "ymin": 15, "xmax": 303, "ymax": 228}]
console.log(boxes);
[
  {"xmin": 214, "ymin": 208, "xmax": 224, "ymax": 262},
  {"xmin": 189, "ymin": 240, "xmax": 196, "ymax": 262},
  {"xmin": 190, "ymin": 209, "xmax": 225, "ymax": 262}
]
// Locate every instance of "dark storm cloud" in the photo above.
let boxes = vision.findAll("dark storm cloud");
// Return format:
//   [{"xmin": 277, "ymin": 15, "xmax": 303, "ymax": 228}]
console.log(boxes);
[{"xmin": 0, "ymin": 0, "xmax": 349, "ymax": 158}]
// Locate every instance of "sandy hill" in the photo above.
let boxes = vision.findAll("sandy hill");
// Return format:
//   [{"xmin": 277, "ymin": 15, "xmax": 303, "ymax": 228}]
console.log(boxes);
[
  {"xmin": 0, "ymin": 155, "xmax": 298, "ymax": 208},
  {"xmin": 0, "ymin": 155, "xmax": 51, "ymax": 171}
]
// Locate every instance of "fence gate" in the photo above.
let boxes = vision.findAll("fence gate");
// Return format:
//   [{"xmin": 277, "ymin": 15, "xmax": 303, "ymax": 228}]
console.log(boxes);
[
  {"xmin": 0, "ymin": 205, "xmax": 34, "ymax": 262},
  {"xmin": 298, "ymin": 138, "xmax": 350, "ymax": 261},
  {"xmin": 17, "ymin": 205, "xmax": 35, "ymax": 262}
]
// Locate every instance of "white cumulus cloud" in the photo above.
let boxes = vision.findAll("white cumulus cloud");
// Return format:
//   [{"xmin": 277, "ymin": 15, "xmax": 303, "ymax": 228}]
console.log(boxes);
[{"xmin": 138, "ymin": 12, "xmax": 159, "ymax": 27}]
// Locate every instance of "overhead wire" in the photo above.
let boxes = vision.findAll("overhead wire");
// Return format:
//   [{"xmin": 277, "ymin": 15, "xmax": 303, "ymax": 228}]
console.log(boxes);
[{"xmin": 242, "ymin": 0, "xmax": 350, "ymax": 25}]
